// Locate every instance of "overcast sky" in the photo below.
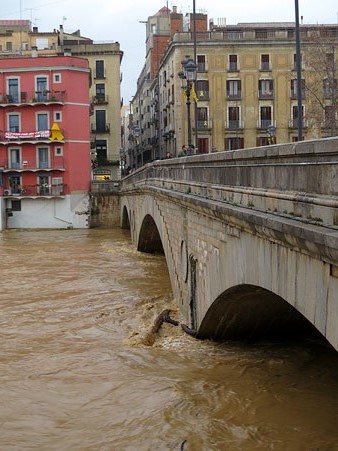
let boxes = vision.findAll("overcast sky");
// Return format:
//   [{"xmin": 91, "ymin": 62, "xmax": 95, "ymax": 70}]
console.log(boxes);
[{"xmin": 3, "ymin": 0, "xmax": 338, "ymax": 103}]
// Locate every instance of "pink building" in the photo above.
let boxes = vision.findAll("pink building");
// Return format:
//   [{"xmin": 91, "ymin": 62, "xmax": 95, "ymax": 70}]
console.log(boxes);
[{"xmin": 0, "ymin": 55, "xmax": 91, "ymax": 229}]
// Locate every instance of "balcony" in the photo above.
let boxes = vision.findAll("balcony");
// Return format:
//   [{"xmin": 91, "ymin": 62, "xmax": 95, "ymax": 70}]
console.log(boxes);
[
  {"xmin": 260, "ymin": 62, "xmax": 272, "ymax": 71},
  {"xmin": 227, "ymin": 91, "xmax": 241, "ymax": 100},
  {"xmin": 290, "ymin": 89, "xmax": 305, "ymax": 99},
  {"xmin": 197, "ymin": 63, "xmax": 207, "ymax": 72},
  {"xmin": 257, "ymin": 119, "xmax": 276, "ymax": 129},
  {"xmin": 0, "ymin": 90, "xmax": 65, "ymax": 106},
  {"xmin": 92, "ymin": 94, "xmax": 109, "ymax": 105},
  {"xmin": 91, "ymin": 124, "xmax": 110, "ymax": 134},
  {"xmin": 3, "ymin": 183, "xmax": 66, "ymax": 197},
  {"xmin": 289, "ymin": 119, "xmax": 308, "ymax": 129},
  {"xmin": 258, "ymin": 90, "xmax": 274, "ymax": 99},
  {"xmin": 196, "ymin": 120, "xmax": 212, "ymax": 130},
  {"xmin": 225, "ymin": 120, "xmax": 244, "ymax": 130},
  {"xmin": 0, "ymin": 159, "xmax": 65, "ymax": 172},
  {"xmin": 228, "ymin": 62, "xmax": 239, "ymax": 72}
]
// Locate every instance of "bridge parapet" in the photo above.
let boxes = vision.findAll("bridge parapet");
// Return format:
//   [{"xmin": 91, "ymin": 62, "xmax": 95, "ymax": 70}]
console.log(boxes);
[{"xmin": 121, "ymin": 137, "xmax": 338, "ymax": 230}]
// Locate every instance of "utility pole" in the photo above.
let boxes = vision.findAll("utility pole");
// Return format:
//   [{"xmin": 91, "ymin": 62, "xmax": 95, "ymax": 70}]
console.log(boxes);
[{"xmin": 295, "ymin": 0, "xmax": 303, "ymax": 141}]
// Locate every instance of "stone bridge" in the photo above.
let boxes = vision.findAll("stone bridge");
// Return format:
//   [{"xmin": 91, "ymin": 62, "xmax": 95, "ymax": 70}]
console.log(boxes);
[{"xmin": 119, "ymin": 138, "xmax": 338, "ymax": 351}]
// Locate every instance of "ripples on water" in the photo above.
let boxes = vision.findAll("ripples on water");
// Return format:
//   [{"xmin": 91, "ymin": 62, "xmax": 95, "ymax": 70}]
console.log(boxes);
[{"xmin": 0, "ymin": 229, "xmax": 338, "ymax": 451}]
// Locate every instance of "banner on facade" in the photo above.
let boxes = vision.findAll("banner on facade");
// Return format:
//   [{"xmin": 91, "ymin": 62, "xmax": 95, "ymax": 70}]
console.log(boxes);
[{"xmin": 5, "ymin": 130, "xmax": 51, "ymax": 140}]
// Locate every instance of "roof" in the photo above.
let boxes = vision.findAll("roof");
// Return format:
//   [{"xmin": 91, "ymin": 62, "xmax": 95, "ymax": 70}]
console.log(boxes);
[
  {"xmin": 0, "ymin": 20, "xmax": 30, "ymax": 26},
  {"xmin": 154, "ymin": 6, "xmax": 171, "ymax": 17}
]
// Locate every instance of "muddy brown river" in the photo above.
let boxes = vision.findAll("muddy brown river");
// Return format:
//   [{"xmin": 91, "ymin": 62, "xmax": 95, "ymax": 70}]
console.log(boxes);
[{"xmin": 1, "ymin": 228, "xmax": 338, "ymax": 450}]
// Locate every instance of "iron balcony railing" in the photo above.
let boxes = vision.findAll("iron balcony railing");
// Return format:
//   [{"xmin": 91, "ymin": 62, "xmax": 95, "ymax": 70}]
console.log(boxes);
[
  {"xmin": 0, "ymin": 159, "xmax": 65, "ymax": 171},
  {"xmin": 225, "ymin": 120, "xmax": 244, "ymax": 129},
  {"xmin": 3, "ymin": 184, "xmax": 66, "ymax": 197},
  {"xmin": 0, "ymin": 90, "xmax": 66, "ymax": 105}
]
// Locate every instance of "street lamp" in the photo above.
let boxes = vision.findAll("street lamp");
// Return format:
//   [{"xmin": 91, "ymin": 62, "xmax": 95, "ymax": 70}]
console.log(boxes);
[{"xmin": 178, "ymin": 57, "xmax": 197, "ymax": 151}]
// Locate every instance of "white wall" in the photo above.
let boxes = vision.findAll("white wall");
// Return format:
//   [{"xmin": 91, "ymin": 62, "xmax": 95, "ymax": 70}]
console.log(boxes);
[{"xmin": 5, "ymin": 194, "xmax": 90, "ymax": 229}]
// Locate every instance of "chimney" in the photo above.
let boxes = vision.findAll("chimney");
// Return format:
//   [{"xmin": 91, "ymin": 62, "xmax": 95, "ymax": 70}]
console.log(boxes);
[
  {"xmin": 33, "ymin": 26, "xmax": 38, "ymax": 33},
  {"xmin": 59, "ymin": 24, "xmax": 64, "ymax": 46},
  {"xmin": 173, "ymin": 5, "xmax": 177, "ymax": 13}
]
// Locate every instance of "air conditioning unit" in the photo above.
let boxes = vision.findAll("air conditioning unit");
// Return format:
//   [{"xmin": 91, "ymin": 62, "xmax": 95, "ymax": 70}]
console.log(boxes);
[{"xmin": 4, "ymin": 188, "xmax": 12, "ymax": 195}]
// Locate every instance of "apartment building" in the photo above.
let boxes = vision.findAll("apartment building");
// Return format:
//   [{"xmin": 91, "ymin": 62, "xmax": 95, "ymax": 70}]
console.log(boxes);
[
  {"xmin": 0, "ymin": 20, "xmax": 123, "ymax": 181},
  {"xmin": 0, "ymin": 56, "xmax": 91, "ymax": 229},
  {"xmin": 130, "ymin": 10, "xmax": 338, "ymax": 164}
]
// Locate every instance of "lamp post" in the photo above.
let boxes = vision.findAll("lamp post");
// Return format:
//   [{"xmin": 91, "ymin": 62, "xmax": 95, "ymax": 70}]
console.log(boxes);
[{"xmin": 178, "ymin": 57, "xmax": 197, "ymax": 152}]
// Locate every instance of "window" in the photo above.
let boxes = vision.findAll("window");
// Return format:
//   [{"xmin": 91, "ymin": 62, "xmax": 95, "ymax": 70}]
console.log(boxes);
[
  {"xmin": 257, "ymin": 137, "xmax": 270, "ymax": 147},
  {"xmin": 96, "ymin": 140, "xmax": 108, "ymax": 163},
  {"xmin": 51, "ymin": 177, "xmax": 63, "ymax": 195},
  {"xmin": 226, "ymin": 80, "xmax": 241, "ymax": 99},
  {"xmin": 38, "ymin": 175, "xmax": 50, "ymax": 195},
  {"xmin": 9, "ymin": 148, "xmax": 20, "ymax": 168},
  {"xmin": 261, "ymin": 54, "xmax": 270, "ymax": 71},
  {"xmin": 37, "ymin": 113, "xmax": 49, "ymax": 131},
  {"xmin": 195, "ymin": 80, "xmax": 209, "ymax": 100},
  {"xmin": 197, "ymin": 55, "xmax": 206, "ymax": 72},
  {"xmin": 292, "ymin": 105, "xmax": 304, "ymax": 128},
  {"xmin": 54, "ymin": 111, "xmax": 62, "ymax": 122},
  {"xmin": 228, "ymin": 106, "xmax": 240, "ymax": 128},
  {"xmin": 324, "ymin": 105, "xmax": 335, "ymax": 127},
  {"xmin": 225, "ymin": 137, "xmax": 244, "ymax": 150},
  {"xmin": 36, "ymin": 76, "xmax": 48, "ymax": 101},
  {"xmin": 291, "ymin": 79, "xmax": 305, "ymax": 98},
  {"xmin": 8, "ymin": 114, "xmax": 20, "ymax": 132},
  {"xmin": 258, "ymin": 79, "xmax": 273, "ymax": 98},
  {"xmin": 55, "ymin": 147, "xmax": 63, "ymax": 156},
  {"xmin": 37, "ymin": 147, "xmax": 49, "ymax": 168},
  {"xmin": 95, "ymin": 110, "xmax": 107, "ymax": 132},
  {"xmin": 7, "ymin": 78, "xmax": 19, "ymax": 102},
  {"xmin": 197, "ymin": 107, "xmax": 209, "ymax": 129},
  {"xmin": 9, "ymin": 176, "xmax": 22, "ymax": 195},
  {"xmin": 197, "ymin": 137, "xmax": 209, "ymax": 154},
  {"xmin": 95, "ymin": 83, "xmax": 106, "ymax": 102},
  {"xmin": 6, "ymin": 42, "xmax": 12, "ymax": 51},
  {"xmin": 53, "ymin": 73, "xmax": 61, "ymax": 83},
  {"xmin": 11, "ymin": 200, "xmax": 22, "ymax": 211},
  {"xmin": 323, "ymin": 78, "xmax": 337, "ymax": 98},
  {"xmin": 260, "ymin": 106, "xmax": 272, "ymax": 128},
  {"xmin": 95, "ymin": 60, "xmax": 105, "ymax": 78},
  {"xmin": 229, "ymin": 54, "xmax": 238, "ymax": 71}
]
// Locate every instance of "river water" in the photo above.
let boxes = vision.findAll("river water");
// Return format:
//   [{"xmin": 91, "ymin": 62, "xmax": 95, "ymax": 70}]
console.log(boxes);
[{"xmin": 1, "ymin": 228, "xmax": 338, "ymax": 451}]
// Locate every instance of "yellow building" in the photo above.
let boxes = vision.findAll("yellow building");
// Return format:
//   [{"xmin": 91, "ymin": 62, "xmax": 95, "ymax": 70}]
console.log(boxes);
[
  {"xmin": 131, "ymin": 15, "xmax": 337, "ymax": 161},
  {"xmin": 0, "ymin": 20, "xmax": 123, "ymax": 180}
]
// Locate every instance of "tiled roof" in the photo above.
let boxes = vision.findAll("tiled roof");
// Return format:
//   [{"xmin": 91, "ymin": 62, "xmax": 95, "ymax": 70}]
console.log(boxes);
[
  {"xmin": 154, "ymin": 6, "xmax": 171, "ymax": 17},
  {"xmin": 0, "ymin": 20, "xmax": 30, "ymax": 25}
]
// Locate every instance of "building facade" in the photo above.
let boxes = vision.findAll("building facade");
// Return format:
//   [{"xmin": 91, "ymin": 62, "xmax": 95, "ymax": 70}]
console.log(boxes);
[
  {"xmin": 0, "ymin": 56, "xmax": 91, "ymax": 229},
  {"xmin": 0, "ymin": 20, "xmax": 123, "ymax": 181},
  {"xmin": 130, "ymin": 9, "xmax": 338, "ymax": 165}
]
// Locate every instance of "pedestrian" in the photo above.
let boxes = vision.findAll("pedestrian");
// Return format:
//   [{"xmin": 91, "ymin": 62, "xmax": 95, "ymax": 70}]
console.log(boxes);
[{"xmin": 178, "ymin": 145, "xmax": 187, "ymax": 157}]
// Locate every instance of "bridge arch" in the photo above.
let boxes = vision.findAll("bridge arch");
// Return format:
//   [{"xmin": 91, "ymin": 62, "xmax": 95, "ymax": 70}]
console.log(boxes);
[
  {"xmin": 121, "ymin": 205, "xmax": 130, "ymax": 230},
  {"xmin": 138, "ymin": 214, "xmax": 164, "ymax": 254},
  {"xmin": 197, "ymin": 284, "xmax": 325, "ymax": 343}
]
